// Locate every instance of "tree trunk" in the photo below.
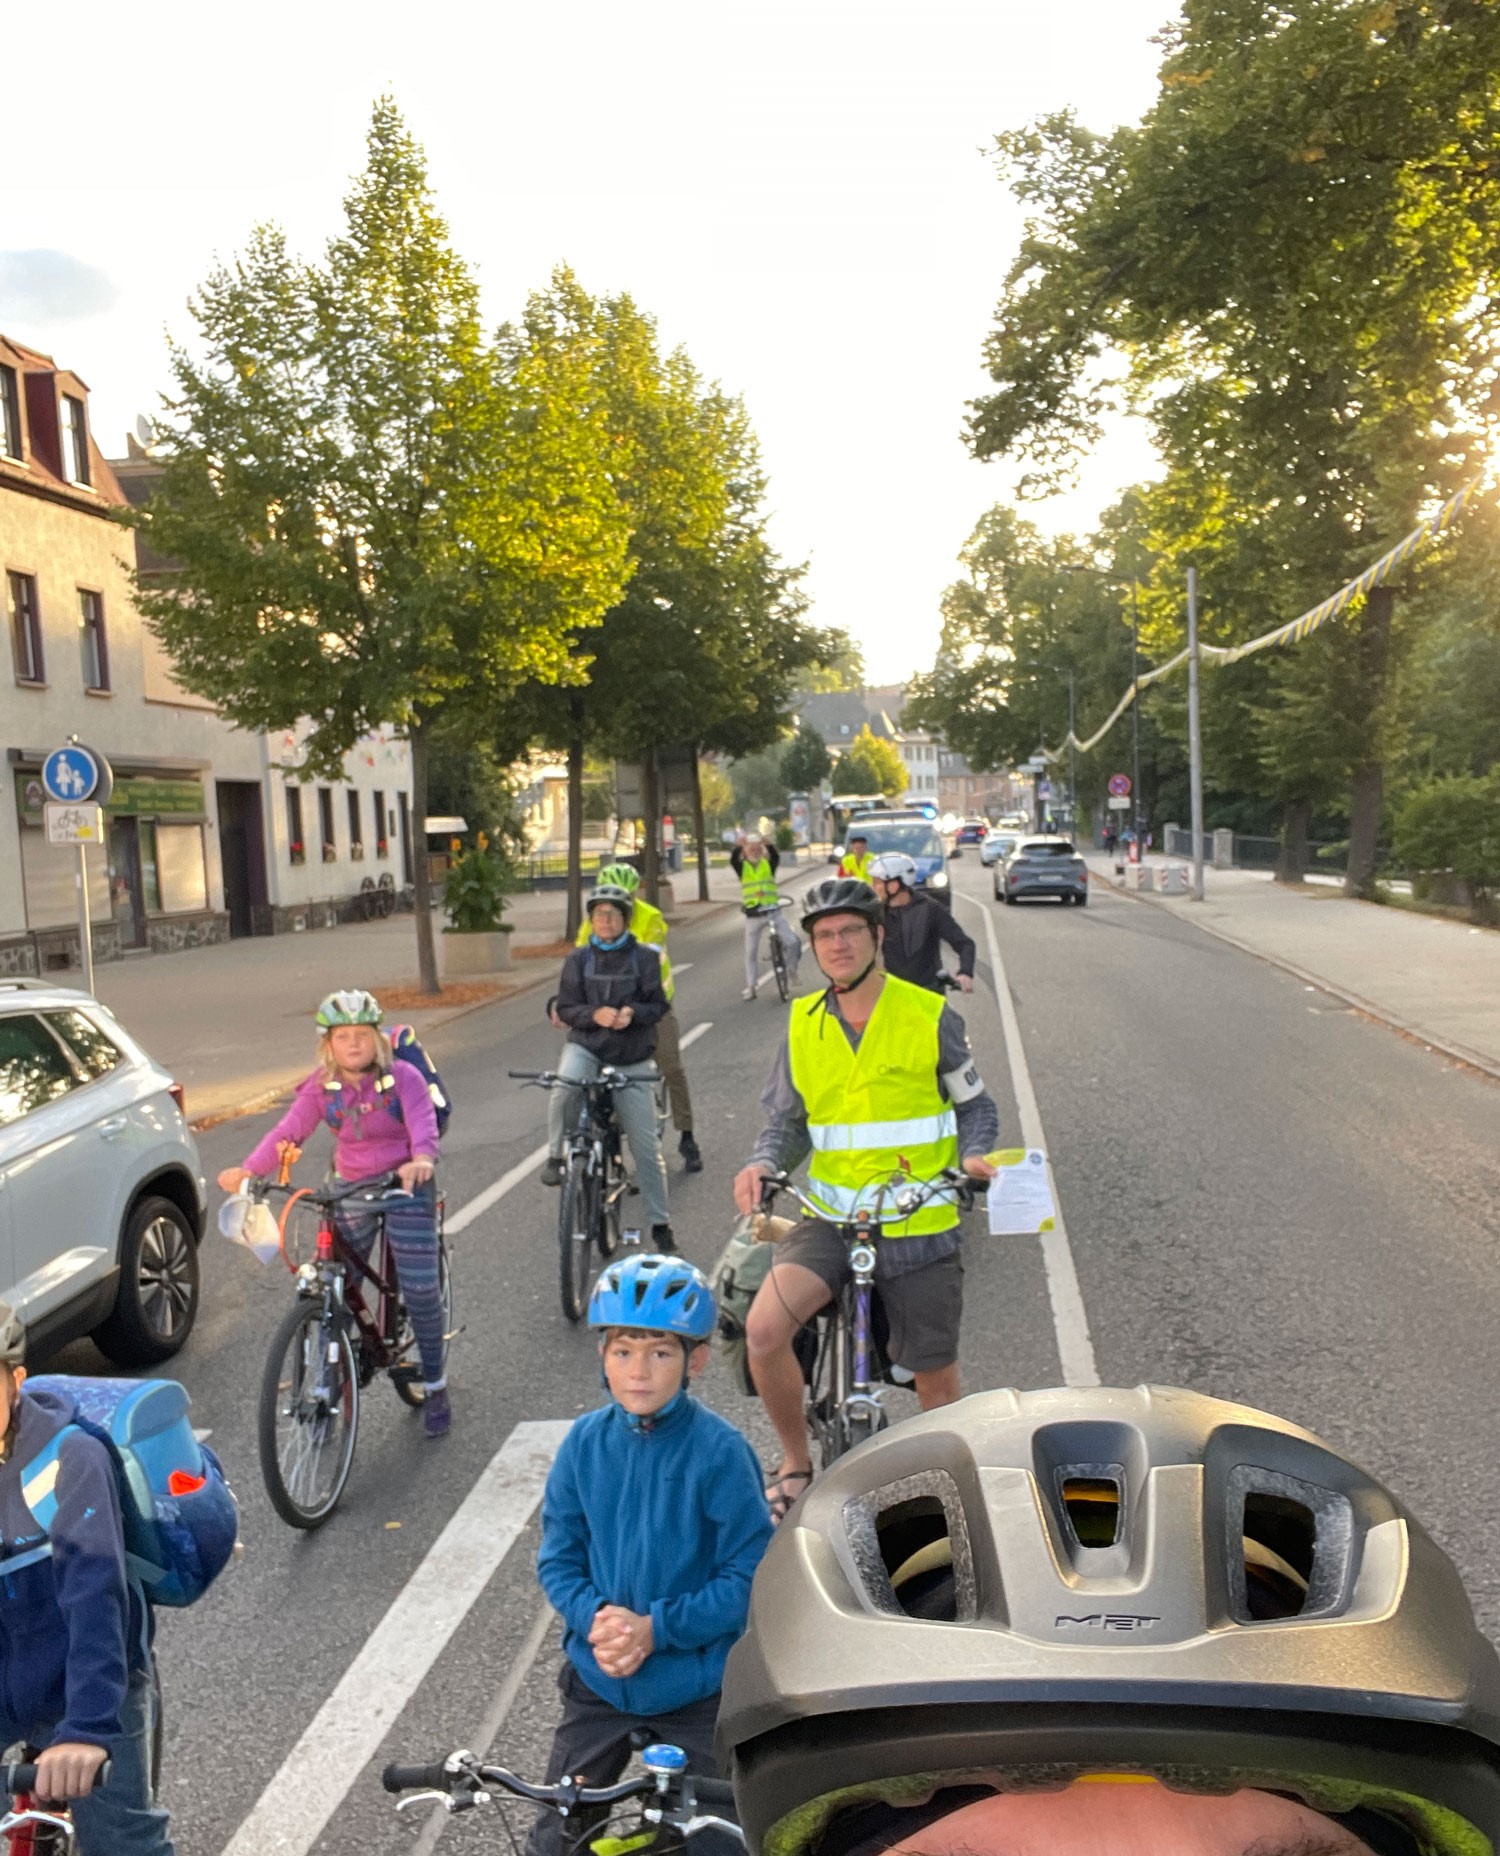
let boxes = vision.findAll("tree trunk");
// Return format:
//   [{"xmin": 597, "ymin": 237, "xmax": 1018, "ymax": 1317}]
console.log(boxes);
[
  {"xmin": 1275, "ymin": 799, "xmax": 1309, "ymax": 885},
  {"xmin": 410, "ymin": 716, "xmax": 441, "ymax": 995},
  {"xmin": 640, "ymin": 743, "xmax": 661, "ymax": 908},
  {"xmin": 565, "ymin": 698, "xmax": 585, "ymax": 942},
  {"xmin": 691, "ymin": 748, "xmax": 710, "ymax": 902},
  {"xmin": 1344, "ymin": 585, "xmax": 1394, "ymax": 900}
]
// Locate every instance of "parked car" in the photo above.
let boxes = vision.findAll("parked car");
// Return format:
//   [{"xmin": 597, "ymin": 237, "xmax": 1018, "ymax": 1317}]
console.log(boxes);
[
  {"xmin": 846, "ymin": 817, "xmax": 952, "ymax": 906},
  {"xmin": 999, "ymin": 837, "xmax": 1090, "ymax": 906},
  {"xmin": 0, "ymin": 980, "xmax": 205, "ymax": 1364},
  {"xmin": 980, "ymin": 830, "xmax": 1020, "ymax": 869}
]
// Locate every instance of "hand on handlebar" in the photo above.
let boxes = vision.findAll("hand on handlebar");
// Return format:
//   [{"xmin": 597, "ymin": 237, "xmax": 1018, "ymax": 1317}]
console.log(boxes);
[
  {"xmin": 34, "ymin": 1742, "xmax": 108, "ymax": 1803},
  {"xmin": 733, "ymin": 1163, "xmax": 769, "ymax": 1217},
  {"xmin": 961, "ymin": 1153, "xmax": 997, "ymax": 1182},
  {"xmin": 217, "ymin": 1165, "xmax": 251, "ymax": 1194}
]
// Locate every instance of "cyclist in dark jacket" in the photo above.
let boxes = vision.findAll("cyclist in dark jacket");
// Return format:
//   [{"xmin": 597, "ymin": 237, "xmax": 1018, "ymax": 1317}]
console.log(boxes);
[
  {"xmin": 869, "ymin": 854, "xmax": 976, "ymax": 994},
  {"xmin": 0, "ymin": 1304, "xmax": 175, "ymax": 1854},
  {"xmin": 541, "ymin": 887, "xmax": 674, "ymax": 1248}
]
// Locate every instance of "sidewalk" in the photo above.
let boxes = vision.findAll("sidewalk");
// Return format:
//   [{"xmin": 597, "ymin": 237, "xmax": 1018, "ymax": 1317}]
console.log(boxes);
[
  {"xmin": 89, "ymin": 868, "xmax": 744, "ymax": 1127},
  {"xmin": 1087, "ymin": 853, "xmax": 1500, "ymax": 1078}
]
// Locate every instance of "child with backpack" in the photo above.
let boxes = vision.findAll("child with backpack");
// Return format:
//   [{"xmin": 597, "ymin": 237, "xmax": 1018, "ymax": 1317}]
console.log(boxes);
[
  {"xmin": 0, "ymin": 1302, "xmax": 215, "ymax": 1853},
  {"xmin": 527, "ymin": 1254, "xmax": 772, "ymax": 1856},
  {"xmin": 217, "ymin": 988, "xmax": 454, "ymax": 1436}
]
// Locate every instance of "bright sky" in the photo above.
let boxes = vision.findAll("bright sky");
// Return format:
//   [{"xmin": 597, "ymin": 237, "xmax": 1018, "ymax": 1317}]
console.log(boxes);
[{"xmin": 3, "ymin": 0, "xmax": 1169, "ymax": 684}]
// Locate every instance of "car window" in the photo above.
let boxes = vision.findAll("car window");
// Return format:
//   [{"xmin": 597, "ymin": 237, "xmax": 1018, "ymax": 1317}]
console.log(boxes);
[
  {"xmin": 1019, "ymin": 840, "xmax": 1077, "ymax": 857},
  {"xmin": 47, "ymin": 1009, "xmax": 125, "ymax": 1081},
  {"xmin": 860, "ymin": 823, "xmax": 943, "ymax": 858},
  {"xmin": 0, "ymin": 1013, "xmax": 80, "ymax": 1127}
]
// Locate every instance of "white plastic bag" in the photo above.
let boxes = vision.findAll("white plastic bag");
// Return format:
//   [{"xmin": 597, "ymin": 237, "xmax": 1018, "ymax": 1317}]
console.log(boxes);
[{"xmin": 217, "ymin": 1192, "xmax": 282, "ymax": 1265}]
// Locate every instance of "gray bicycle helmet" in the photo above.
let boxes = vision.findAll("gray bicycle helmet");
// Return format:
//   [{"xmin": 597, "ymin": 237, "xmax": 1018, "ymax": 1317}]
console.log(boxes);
[
  {"xmin": 585, "ymin": 883, "xmax": 635, "ymax": 922},
  {"xmin": 718, "ymin": 1385, "xmax": 1500, "ymax": 1856},
  {"xmin": 0, "ymin": 1300, "xmax": 23, "ymax": 1368},
  {"xmin": 801, "ymin": 877, "xmax": 882, "ymax": 934}
]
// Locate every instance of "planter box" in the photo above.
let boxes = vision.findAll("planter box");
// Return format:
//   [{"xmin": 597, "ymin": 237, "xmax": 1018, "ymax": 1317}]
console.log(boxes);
[{"xmin": 443, "ymin": 929, "xmax": 513, "ymax": 976}]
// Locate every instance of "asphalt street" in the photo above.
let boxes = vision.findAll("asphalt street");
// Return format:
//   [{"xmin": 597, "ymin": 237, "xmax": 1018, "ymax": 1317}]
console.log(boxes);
[{"xmin": 36, "ymin": 855, "xmax": 1500, "ymax": 1854}]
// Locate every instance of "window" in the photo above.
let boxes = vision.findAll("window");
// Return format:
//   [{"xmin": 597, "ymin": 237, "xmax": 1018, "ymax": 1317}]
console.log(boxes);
[
  {"xmin": 286, "ymin": 786, "xmax": 305, "ymax": 864},
  {"xmin": 347, "ymin": 788, "xmax": 364, "ymax": 858},
  {"xmin": 0, "ymin": 366, "xmax": 19, "ymax": 459},
  {"xmin": 79, "ymin": 589, "xmax": 109, "ymax": 691},
  {"xmin": 0, "ymin": 1013, "xmax": 78, "ymax": 1126},
  {"xmin": 7, "ymin": 572, "xmax": 43, "ymax": 683},
  {"xmin": 47, "ymin": 1010, "xmax": 123, "ymax": 1081},
  {"xmin": 318, "ymin": 787, "xmax": 337, "ymax": 862},
  {"xmin": 61, "ymin": 394, "xmax": 90, "ymax": 485},
  {"xmin": 373, "ymin": 789, "xmax": 387, "ymax": 857}
]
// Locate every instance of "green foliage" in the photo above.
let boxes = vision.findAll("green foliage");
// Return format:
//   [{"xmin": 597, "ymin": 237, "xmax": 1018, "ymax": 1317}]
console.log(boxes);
[
  {"xmin": 728, "ymin": 748, "xmax": 789, "ymax": 820},
  {"xmin": 774, "ymin": 822, "xmax": 796, "ymax": 853},
  {"xmin": 442, "ymin": 837, "xmax": 516, "ymax": 934},
  {"xmin": 425, "ymin": 735, "xmax": 526, "ymax": 856},
  {"xmin": 1391, "ymin": 775, "xmax": 1500, "ymax": 921},
  {"xmin": 697, "ymin": 759, "xmax": 736, "ymax": 830},
  {"xmin": 797, "ymin": 629, "xmax": 866, "ymax": 694},
  {"xmin": 780, "ymin": 723, "xmax": 830, "ymax": 793},
  {"xmin": 834, "ymin": 726, "xmax": 906, "ymax": 799}
]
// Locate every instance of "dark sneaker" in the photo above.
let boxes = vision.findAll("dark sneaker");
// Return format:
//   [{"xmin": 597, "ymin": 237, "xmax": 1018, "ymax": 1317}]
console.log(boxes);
[
  {"xmin": 540, "ymin": 1156, "xmax": 564, "ymax": 1187},
  {"xmin": 423, "ymin": 1387, "xmax": 452, "ymax": 1438},
  {"xmin": 679, "ymin": 1132, "xmax": 703, "ymax": 1174},
  {"xmin": 650, "ymin": 1224, "xmax": 678, "ymax": 1254}
]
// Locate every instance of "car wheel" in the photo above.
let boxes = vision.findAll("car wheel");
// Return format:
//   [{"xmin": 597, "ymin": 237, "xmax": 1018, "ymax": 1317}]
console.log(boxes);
[
  {"xmin": 94, "ymin": 1195, "xmax": 201, "ymax": 1366},
  {"xmin": 1076, "ymin": 891, "xmax": 1088, "ymax": 907}
]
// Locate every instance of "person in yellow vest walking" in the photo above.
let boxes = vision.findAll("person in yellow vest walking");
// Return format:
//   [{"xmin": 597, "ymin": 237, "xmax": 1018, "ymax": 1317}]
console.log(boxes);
[
  {"xmin": 574, "ymin": 863, "xmax": 701, "ymax": 1174},
  {"xmin": 732, "ymin": 877, "xmax": 998, "ymax": 1520},
  {"xmin": 730, "ymin": 829, "xmax": 801, "ymax": 1002},
  {"xmin": 836, "ymin": 832, "xmax": 874, "ymax": 880}
]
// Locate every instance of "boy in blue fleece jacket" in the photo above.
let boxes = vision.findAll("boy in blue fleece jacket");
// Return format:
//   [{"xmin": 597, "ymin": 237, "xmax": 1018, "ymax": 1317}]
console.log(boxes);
[
  {"xmin": 0, "ymin": 1303, "xmax": 174, "ymax": 1854},
  {"xmin": 529, "ymin": 1255, "xmax": 772, "ymax": 1856}
]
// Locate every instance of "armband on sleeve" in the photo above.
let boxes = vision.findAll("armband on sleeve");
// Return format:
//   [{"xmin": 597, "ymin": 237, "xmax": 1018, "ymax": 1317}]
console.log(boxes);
[{"xmin": 941, "ymin": 1060, "xmax": 986, "ymax": 1105}]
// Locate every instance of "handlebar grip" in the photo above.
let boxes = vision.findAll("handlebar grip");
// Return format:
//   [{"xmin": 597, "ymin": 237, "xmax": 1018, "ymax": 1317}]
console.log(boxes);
[
  {"xmin": 382, "ymin": 1760, "xmax": 453, "ymax": 1794},
  {"xmin": 688, "ymin": 1777, "xmax": 738, "ymax": 1807},
  {"xmin": 507, "ymin": 1069, "xmax": 542, "ymax": 1080},
  {"xmin": 4, "ymin": 1759, "xmax": 111, "ymax": 1795}
]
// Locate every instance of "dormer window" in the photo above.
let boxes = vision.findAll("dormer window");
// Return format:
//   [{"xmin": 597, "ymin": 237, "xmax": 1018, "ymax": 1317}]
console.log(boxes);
[
  {"xmin": 0, "ymin": 367, "xmax": 19, "ymax": 460},
  {"xmin": 61, "ymin": 393, "xmax": 90, "ymax": 485}
]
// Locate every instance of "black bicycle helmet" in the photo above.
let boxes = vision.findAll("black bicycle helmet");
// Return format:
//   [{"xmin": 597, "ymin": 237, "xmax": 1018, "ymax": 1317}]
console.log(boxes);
[
  {"xmin": 718, "ymin": 1386, "xmax": 1500, "ymax": 1856},
  {"xmin": 801, "ymin": 877, "xmax": 883, "ymax": 934},
  {"xmin": 585, "ymin": 883, "xmax": 634, "ymax": 922}
]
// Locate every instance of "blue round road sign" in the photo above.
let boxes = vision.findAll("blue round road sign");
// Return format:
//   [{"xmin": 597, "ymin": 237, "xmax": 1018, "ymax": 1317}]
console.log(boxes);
[{"xmin": 42, "ymin": 745, "xmax": 110, "ymax": 806}]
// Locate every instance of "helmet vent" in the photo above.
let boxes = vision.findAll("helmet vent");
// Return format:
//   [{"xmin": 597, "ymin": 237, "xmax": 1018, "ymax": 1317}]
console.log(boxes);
[
  {"xmin": 1227, "ymin": 1466, "xmax": 1353, "ymax": 1623},
  {"xmin": 1060, "ymin": 1474, "xmax": 1122, "ymax": 1548},
  {"xmin": 842, "ymin": 1471, "xmax": 975, "ymax": 1622}
]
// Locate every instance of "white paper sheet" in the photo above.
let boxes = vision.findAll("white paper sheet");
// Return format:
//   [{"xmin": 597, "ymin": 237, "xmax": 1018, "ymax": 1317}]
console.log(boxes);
[{"xmin": 986, "ymin": 1148, "xmax": 1057, "ymax": 1235}]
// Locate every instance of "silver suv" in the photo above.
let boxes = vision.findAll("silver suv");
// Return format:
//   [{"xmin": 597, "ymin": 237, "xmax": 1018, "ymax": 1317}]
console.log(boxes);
[{"xmin": 0, "ymin": 980, "xmax": 205, "ymax": 1365}]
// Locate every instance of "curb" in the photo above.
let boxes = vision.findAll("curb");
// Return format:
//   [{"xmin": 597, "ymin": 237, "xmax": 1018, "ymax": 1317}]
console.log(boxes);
[{"xmin": 1098, "ymin": 871, "xmax": 1500, "ymax": 1085}]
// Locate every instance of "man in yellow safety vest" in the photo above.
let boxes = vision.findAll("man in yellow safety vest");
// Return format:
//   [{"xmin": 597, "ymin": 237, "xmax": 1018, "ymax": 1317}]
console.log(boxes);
[
  {"xmin": 730, "ymin": 829, "xmax": 801, "ymax": 1002},
  {"xmin": 732, "ymin": 876, "xmax": 998, "ymax": 1520},
  {"xmin": 837, "ymin": 833, "xmax": 874, "ymax": 880}
]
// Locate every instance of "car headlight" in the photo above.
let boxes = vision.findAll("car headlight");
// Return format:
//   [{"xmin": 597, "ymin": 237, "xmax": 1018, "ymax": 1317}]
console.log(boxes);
[{"xmin": 928, "ymin": 871, "xmax": 949, "ymax": 888}]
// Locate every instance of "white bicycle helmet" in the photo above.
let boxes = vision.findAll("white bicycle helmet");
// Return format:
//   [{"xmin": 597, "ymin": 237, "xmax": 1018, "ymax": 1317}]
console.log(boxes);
[
  {"xmin": 867, "ymin": 853, "xmax": 919, "ymax": 888},
  {"xmin": 718, "ymin": 1385, "xmax": 1500, "ymax": 1856},
  {"xmin": 315, "ymin": 989, "xmax": 383, "ymax": 1029}
]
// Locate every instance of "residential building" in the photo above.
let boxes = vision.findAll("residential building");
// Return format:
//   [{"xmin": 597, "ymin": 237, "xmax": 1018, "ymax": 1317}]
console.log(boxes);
[
  {"xmin": 0, "ymin": 336, "xmax": 412, "ymax": 974},
  {"xmin": 892, "ymin": 725, "xmax": 941, "ymax": 800}
]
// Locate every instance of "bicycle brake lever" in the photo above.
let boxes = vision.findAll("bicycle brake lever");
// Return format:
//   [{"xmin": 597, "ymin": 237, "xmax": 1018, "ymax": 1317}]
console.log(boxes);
[{"xmin": 396, "ymin": 1789, "xmax": 456, "ymax": 1814}]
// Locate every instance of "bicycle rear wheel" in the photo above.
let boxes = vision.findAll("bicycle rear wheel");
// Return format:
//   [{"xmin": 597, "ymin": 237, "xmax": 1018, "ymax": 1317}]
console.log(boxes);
[
  {"xmin": 771, "ymin": 931, "xmax": 791, "ymax": 1002},
  {"xmin": 391, "ymin": 1236, "xmax": 454, "ymax": 1409},
  {"xmin": 259, "ymin": 1301, "xmax": 359, "ymax": 1528},
  {"xmin": 559, "ymin": 1151, "xmax": 594, "ymax": 1321}
]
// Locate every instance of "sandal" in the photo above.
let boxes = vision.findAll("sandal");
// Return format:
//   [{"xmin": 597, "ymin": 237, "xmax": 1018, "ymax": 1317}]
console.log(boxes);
[{"xmin": 764, "ymin": 1467, "xmax": 814, "ymax": 1523}]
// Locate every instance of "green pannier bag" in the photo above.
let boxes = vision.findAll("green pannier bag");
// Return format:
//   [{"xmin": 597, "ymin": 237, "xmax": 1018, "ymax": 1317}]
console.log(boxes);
[{"xmin": 712, "ymin": 1215, "xmax": 777, "ymax": 1396}]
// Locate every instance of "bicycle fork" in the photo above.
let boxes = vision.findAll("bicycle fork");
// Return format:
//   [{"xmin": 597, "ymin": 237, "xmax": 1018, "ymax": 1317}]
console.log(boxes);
[{"xmin": 844, "ymin": 1241, "xmax": 885, "ymax": 1430}]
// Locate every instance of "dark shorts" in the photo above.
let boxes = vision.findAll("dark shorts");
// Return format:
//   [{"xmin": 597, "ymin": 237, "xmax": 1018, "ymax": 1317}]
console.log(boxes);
[{"xmin": 773, "ymin": 1220, "xmax": 964, "ymax": 1374}]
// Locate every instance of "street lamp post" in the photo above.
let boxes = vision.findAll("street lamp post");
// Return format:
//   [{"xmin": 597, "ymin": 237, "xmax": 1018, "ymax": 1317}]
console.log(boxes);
[{"xmin": 1129, "ymin": 579, "xmax": 1144, "ymax": 842}]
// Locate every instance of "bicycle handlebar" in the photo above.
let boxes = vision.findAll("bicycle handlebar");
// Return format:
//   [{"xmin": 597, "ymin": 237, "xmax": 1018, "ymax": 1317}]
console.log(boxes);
[
  {"xmin": 758, "ymin": 1167, "xmax": 975, "ymax": 1226},
  {"xmin": 508, "ymin": 1069, "xmax": 639, "ymax": 1090},
  {"xmin": 3, "ymin": 1759, "xmax": 111, "ymax": 1795},
  {"xmin": 247, "ymin": 1173, "xmax": 407, "ymax": 1208},
  {"xmin": 381, "ymin": 1752, "xmax": 736, "ymax": 1810}
]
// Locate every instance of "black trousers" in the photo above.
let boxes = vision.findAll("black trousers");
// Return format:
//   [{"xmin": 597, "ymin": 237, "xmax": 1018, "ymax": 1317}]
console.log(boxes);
[{"xmin": 525, "ymin": 1662, "xmax": 737, "ymax": 1856}]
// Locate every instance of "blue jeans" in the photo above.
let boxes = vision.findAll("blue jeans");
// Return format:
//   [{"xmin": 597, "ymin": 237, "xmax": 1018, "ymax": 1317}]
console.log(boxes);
[{"xmin": 69, "ymin": 1663, "xmax": 173, "ymax": 1856}]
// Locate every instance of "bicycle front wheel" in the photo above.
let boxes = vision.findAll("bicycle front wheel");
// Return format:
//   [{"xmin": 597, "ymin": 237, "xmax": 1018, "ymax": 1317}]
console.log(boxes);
[
  {"xmin": 559, "ymin": 1152, "xmax": 594, "ymax": 1321},
  {"xmin": 391, "ymin": 1236, "xmax": 454, "ymax": 1409},
  {"xmin": 259, "ymin": 1301, "xmax": 359, "ymax": 1529},
  {"xmin": 596, "ymin": 1145, "xmax": 623, "ymax": 1260},
  {"xmin": 771, "ymin": 933, "xmax": 791, "ymax": 1002}
]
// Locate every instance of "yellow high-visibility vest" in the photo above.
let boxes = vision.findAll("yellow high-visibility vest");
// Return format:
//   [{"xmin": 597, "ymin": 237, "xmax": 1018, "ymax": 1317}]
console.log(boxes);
[
  {"xmin": 576, "ymin": 897, "xmax": 673, "ymax": 1002},
  {"xmin": 787, "ymin": 975, "xmax": 959, "ymax": 1237},
  {"xmin": 739, "ymin": 855, "xmax": 779, "ymax": 911},
  {"xmin": 838, "ymin": 851, "xmax": 875, "ymax": 880}
]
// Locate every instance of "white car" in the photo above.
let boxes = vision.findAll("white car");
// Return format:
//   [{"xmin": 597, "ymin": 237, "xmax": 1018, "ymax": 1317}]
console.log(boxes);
[
  {"xmin": 980, "ymin": 830, "xmax": 1020, "ymax": 868},
  {"xmin": 0, "ymin": 980, "xmax": 205, "ymax": 1364}
]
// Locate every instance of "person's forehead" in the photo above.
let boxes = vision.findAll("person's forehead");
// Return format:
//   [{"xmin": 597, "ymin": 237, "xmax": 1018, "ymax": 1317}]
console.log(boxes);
[{"xmin": 814, "ymin": 911, "xmax": 874, "ymax": 931}]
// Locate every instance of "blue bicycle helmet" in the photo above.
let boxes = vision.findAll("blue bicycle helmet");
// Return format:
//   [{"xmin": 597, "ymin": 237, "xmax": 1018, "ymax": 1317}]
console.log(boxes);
[{"xmin": 588, "ymin": 1254, "xmax": 717, "ymax": 1341}]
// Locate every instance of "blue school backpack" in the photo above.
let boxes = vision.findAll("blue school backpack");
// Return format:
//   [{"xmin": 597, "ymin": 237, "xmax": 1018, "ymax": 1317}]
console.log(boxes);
[{"xmin": 14, "ymin": 1377, "xmax": 238, "ymax": 1608}]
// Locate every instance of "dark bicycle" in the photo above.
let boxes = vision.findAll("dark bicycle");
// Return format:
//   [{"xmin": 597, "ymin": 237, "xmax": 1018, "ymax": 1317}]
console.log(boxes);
[
  {"xmin": 382, "ymin": 1739, "xmax": 742, "ymax": 1853},
  {"xmin": 746, "ymin": 895, "xmax": 796, "ymax": 1002},
  {"xmin": 511, "ymin": 1068, "xmax": 641, "ymax": 1321},
  {"xmin": 228, "ymin": 1171, "xmax": 453, "ymax": 1528},
  {"xmin": 758, "ymin": 1169, "xmax": 973, "ymax": 1464}
]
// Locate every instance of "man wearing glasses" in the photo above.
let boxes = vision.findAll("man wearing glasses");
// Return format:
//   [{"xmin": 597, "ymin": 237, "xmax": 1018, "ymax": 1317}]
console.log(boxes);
[{"xmin": 731, "ymin": 878, "xmax": 998, "ymax": 1519}]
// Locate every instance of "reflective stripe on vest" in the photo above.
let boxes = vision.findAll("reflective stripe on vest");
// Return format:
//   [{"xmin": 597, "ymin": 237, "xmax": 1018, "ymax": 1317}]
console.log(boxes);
[
  {"xmin": 576, "ymin": 898, "xmax": 673, "ymax": 1001},
  {"xmin": 787, "ymin": 975, "xmax": 959, "ymax": 1237},
  {"xmin": 740, "ymin": 857, "xmax": 779, "ymax": 910}
]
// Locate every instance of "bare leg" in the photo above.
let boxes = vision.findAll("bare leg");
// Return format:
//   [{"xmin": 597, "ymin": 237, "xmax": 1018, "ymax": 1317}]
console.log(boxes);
[
  {"xmin": 746, "ymin": 1261, "xmax": 832, "ymax": 1480},
  {"xmin": 914, "ymin": 1363, "xmax": 961, "ymax": 1410}
]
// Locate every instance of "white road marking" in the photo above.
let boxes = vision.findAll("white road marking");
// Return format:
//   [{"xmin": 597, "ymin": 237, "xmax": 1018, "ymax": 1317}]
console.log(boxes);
[
  {"xmin": 409, "ymin": 1597, "xmax": 558, "ymax": 1853},
  {"xmin": 679, "ymin": 1021, "xmax": 712, "ymax": 1051},
  {"xmin": 959, "ymin": 893, "xmax": 1101, "ymax": 1387},
  {"xmin": 673, "ymin": 962, "xmax": 694, "ymax": 975},
  {"xmin": 446, "ymin": 1142, "xmax": 551, "ymax": 1234},
  {"xmin": 217, "ymin": 1420, "xmax": 571, "ymax": 1856}
]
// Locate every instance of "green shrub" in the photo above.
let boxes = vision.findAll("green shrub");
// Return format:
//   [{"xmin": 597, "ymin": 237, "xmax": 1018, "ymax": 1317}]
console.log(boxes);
[
  {"xmin": 1391, "ymin": 775, "xmax": 1500, "ymax": 923},
  {"xmin": 443, "ymin": 835, "xmax": 516, "ymax": 934},
  {"xmin": 774, "ymin": 822, "xmax": 796, "ymax": 852}
]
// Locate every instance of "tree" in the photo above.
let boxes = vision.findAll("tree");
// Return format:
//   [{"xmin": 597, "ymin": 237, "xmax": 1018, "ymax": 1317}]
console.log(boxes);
[
  {"xmin": 135, "ymin": 101, "xmax": 632, "ymax": 989},
  {"xmin": 728, "ymin": 748, "xmax": 790, "ymax": 822},
  {"xmin": 697, "ymin": 760, "xmax": 735, "ymax": 834},
  {"xmin": 780, "ymin": 723, "xmax": 830, "ymax": 793},
  {"xmin": 969, "ymin": 2, "xmax": 1500, "ymax": 895},
  {"xmin": 834, "ymin": 726, "xmax": 906, "ymax": 799},
  {"xmin": 1392, "ymin": 774, "xmax": 1500, "ymax": 925},
  {"xmin": 797, "ymin": 629, "xmax": 866, "ymax": 694}
]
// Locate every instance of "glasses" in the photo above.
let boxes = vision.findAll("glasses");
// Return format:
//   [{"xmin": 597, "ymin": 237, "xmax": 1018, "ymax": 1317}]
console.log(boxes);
[{"xmin": 811, "ymin": 925, "xmax": 873, "ymax": 949}]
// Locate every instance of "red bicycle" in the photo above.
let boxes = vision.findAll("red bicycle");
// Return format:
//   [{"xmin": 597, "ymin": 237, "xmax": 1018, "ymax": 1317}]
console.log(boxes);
[{"xmin": 1, "ymin": 1756, "xmax": 109, "ymax": 1852}]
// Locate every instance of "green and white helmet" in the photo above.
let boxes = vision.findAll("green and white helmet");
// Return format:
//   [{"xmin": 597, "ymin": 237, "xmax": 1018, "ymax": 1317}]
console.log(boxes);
[
  {"xmin": 598, "ymin": 862, "xmax": 642, "ymax": 894},
  {"xmin": 315, "ymin": 989, "xmax": 384, "ymax": 1029}
]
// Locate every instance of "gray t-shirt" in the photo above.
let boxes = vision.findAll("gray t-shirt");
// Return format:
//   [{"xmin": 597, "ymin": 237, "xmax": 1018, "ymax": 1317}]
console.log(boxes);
[{"xmin": 746, "ymin": 990, "xmax": 1000, "ymax": 1279}]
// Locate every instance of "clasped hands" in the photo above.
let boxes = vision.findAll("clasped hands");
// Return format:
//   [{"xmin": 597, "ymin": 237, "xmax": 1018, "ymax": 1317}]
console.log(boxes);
[
  {"xmin": 592, "ymin": 1006, "xmax": 634, "ymax": 1030},
  {"xmin": 589, "ymin": 1603, "xmax": 653, "ymax": 1678}
]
